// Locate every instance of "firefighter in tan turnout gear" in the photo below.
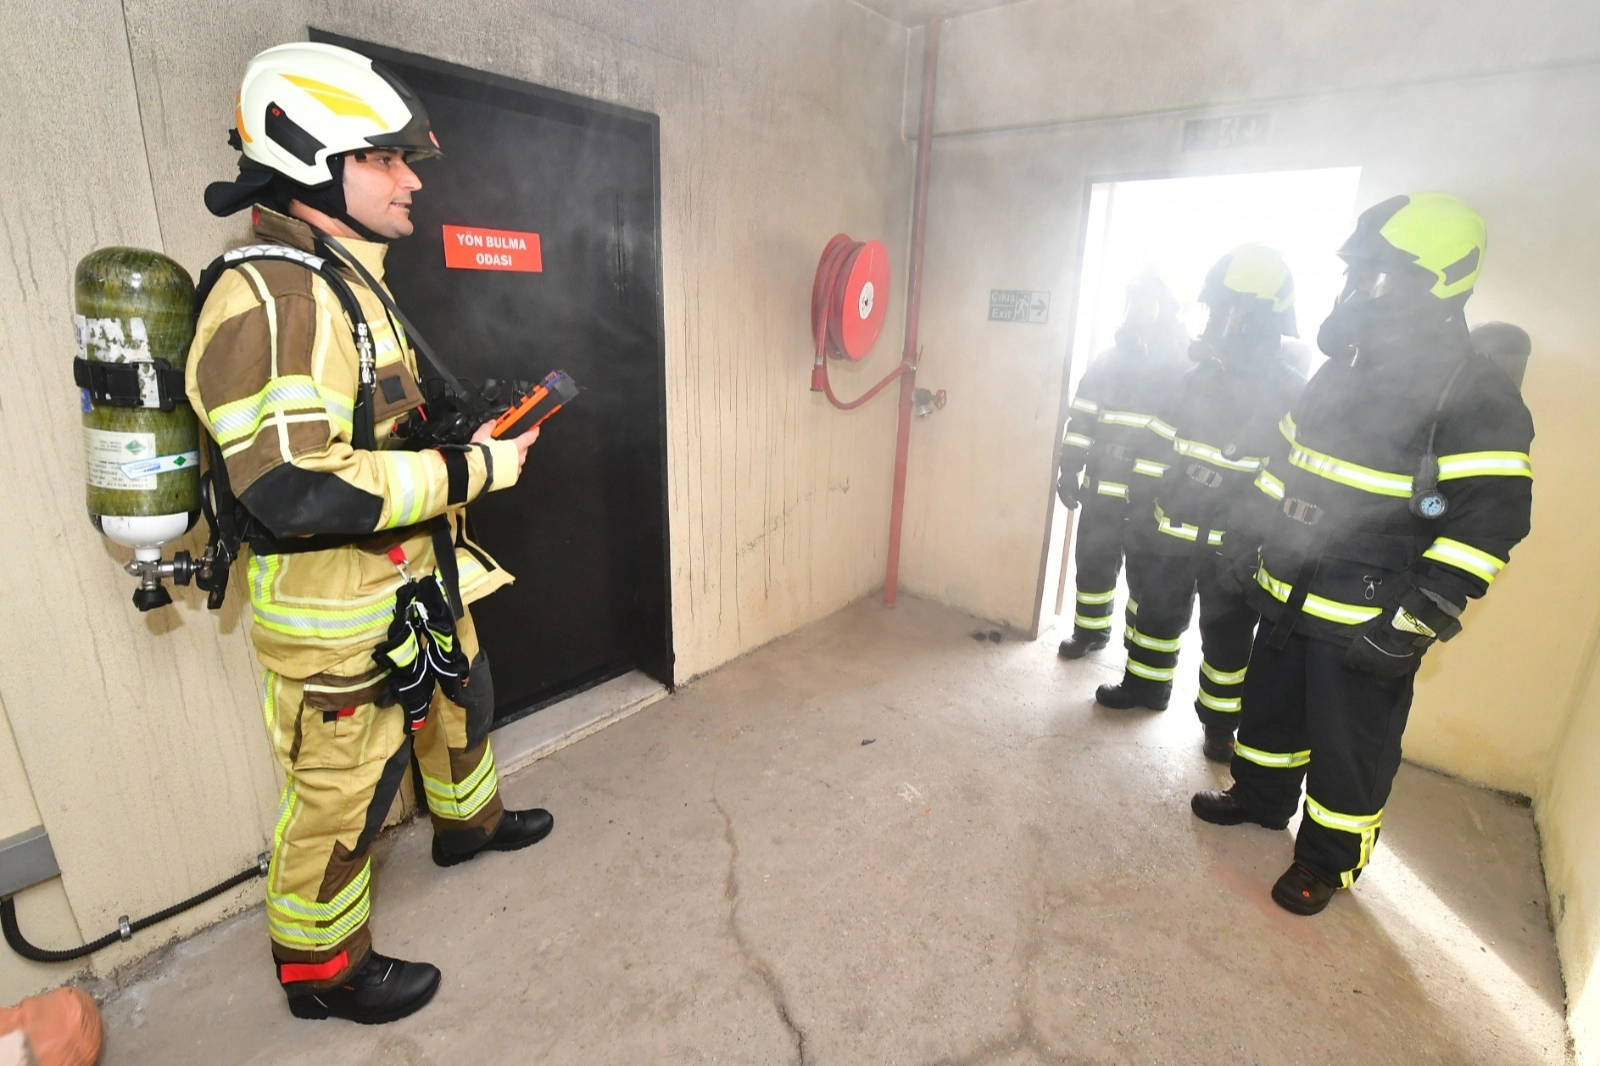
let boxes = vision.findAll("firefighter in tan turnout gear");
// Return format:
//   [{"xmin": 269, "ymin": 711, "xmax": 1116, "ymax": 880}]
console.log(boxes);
[
  {"xmin": 1192, "ymin": 194, "xmax": 1534, "ymax": 915},
  {"xmin": 188, "ymin": 42, "xmax": 553, "ymax": 1022}
]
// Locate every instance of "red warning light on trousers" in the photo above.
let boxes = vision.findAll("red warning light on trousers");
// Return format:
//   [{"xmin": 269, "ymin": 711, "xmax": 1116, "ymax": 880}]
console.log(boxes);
[{"xmin": 442, "ymin": 225, "xmax": 543, "ymax": 273}]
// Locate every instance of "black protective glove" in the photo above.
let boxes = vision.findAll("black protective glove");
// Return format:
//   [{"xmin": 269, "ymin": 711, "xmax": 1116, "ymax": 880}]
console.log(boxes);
[
  {"xmin": 1212, "ymin": 538, "xmax": 1259, "ymax": 599},
  {"xmin": 414, "ymin": 576, "xmax": 472, "ymax": 705},
  {"xmin": 1057, "ymin": 451, "xmax": 1082, "ymax": 510},
  {"xmin": 1343, "ymin": 583, "xmax": 1462, "ymax": 679},
  {"xmin": 372, "ymin": 582, "xmax": 437, "ymax": 733}
]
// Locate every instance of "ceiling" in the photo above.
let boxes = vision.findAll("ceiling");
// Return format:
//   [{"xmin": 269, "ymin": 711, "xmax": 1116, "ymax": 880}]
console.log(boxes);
[{"xmin": 853, "ymin": 0, "xmax": 1026, "ymax": 27}]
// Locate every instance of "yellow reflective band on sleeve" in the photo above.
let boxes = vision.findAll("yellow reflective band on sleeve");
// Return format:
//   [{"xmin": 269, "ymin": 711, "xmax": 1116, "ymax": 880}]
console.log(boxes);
[
  {"xmin": 1154, "ymin": 504, "xmax": 1224, "ymax": 545},
  {"xmin": 1126, "ymin": 599, "xmax": 1138, "ymax": 615},
  {"xmin": 1255, "ymin": 469, "xmax": 1286, "ymax": 501},
  {"xmin": 1197, "ymin": 690, "xmax": 1242, "ymax": 713},
  {"xmin": 208, "ymin": 375, "xmax": 325, "ymax": 446},
  {"xmin": 1436, "ymin": 451, "xmax": 1533, "ymax": 480},
  {"xmin": 1174, "ymin": 438, "xmax": 1262, "ymax": 472},
  {"xmin": 1126, "ymin": 660, "xmax": 1176, "ymax": 682},
  {"xmin": 1422, "ymin": 537, "xmax": 1507, "ymax": 584},
  {"xmin": 1147, "ymin": 418, "xmax": 1177, "ymax": 441},
  {"xmin": 1200, "ymin": 661, "xmax": 1247, "ymax": 686},
  {"xmin": 1073, "ymin": 613, "xmax": 1114, "ymax": 630},
  {"xmin": 1064, "ymin": 432, "xmax": 1095, "ymax": 450},
  {"xmin": 1098, "ymin": 409, "xmax": 1151, "ymax": 428},
  {"xmin": 1133, "ymin": 459, "xmax": 1169, "ymax": 478},
  {"xmin": 1128, "ymin": 628, "xmax": 1181, "ymax": 653},
  {"xmin": 1076, "ymin": 589, "xmax": 1117, "ymax": 605},
  {"xmin": 1234, "ymin": 742, "xmax": 1310, "ymax": 769},
  {"xmin": 1256, "ymin": 566, "xmax": 1383, "ymax": 626},
  {"xmin": 1095, "ymin": 481, "xmax": 1130, "ymax": 499},
  {"xmin": 1071, "ymin": 397, "xmax": 1100, "ymax": 414},
  {"xmin": 422, "ymin": 743, "xmax": 499, "ymax": 822}
]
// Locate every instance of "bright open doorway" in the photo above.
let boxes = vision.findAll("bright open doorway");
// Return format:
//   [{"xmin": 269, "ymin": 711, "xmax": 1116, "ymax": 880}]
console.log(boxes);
[{"xmin": 1039, "ymin": 166, "xmax": 1364, "ymax": 632}]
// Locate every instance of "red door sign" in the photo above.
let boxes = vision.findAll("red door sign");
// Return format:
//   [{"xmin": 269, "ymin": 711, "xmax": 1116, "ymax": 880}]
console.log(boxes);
[{"xmin": 442, "ymin": 225, "xmax": 544, "ymax": 272}]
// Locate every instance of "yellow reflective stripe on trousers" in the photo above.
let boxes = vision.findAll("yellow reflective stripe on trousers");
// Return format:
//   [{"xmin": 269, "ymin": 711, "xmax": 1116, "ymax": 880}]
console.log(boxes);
[
  {"xmin": 1127, "ymin": 660, "xmax": 1176, "ymax": 682},
  {"xmin": 1073, "ymin": 613, "xmax": 1113, "ymax": 630},
  {"xmin": 1200, "ymin": 660, "xmax": 1247, "ymax": 686},
  {"xmin": 1095, "ymin": 481, "xmax": 1129, "ymax": 499},
  {"xmin": 1254, "ymin": 468, "xmax": 1286, "ymax": 501},
  {"xmin": 1197, "ymin": 690, "xmax": 1241, "ymax": 712},
  {"xmin": 1280, "ymin": 416, "xmax": 1413, "ymax": 497},
  {"xmin": 422, "ymin": 743, "xmax": 499, "ymax": 821},
  {"xmin": 1154, "ymin": 504, "xmax": 1223, "ymax": 545},
  {"xmin": 1076, "ymin": 588, "xmax": 1117, "ymax": 605},
  {"xmin": 1064, "ymin": 432, "xmax": 1094, "ymax": 450},
  {"xmin": 1305, "ymin": 796, "xmax": 1382, "ymax": 887},
  {"xmin": 1436, "ymin": 451, "xmax": 1532, "ymax": 480},
  {"xmin": 1133, "ymin": 459, "xmax": 1169, "ymax": 478},
  {"xmin": 1256, "ymin": 566, "xmax": 1383, "ymax": 626},
  {"xmin": 1422, "ymin": 537, "xmax": 1507, "ymax": 584},
  {"xmin": 1071, "ymin": 396, "xmax": 1100, "ymax": 414},
  {"xmin": 1305, "ymin": 796, "xmax": 1382, "ymax": 833},
  {"xmin": 1174, "ymin": 437, "xmax": 1262, "ymax": 472},
  {"xmin": 1234, "ymin": 742, "xmax": 1309, "ymax": 768},
  {"xmin": 1147, "ymin": 417, "xmax": 1176, "ymax": 441},
  {"xmin": 264, "ymin": 785, "xmax": 373, "ymax": 950},
  {"xmin": 1128, "ymin": 627, "xmax": 1180, "ymax": 653}
]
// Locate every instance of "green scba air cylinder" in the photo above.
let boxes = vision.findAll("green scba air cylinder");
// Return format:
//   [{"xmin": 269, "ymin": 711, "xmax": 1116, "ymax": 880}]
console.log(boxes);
[{"xmin": 74, "ymin": 247, "xmax": 200, "ymax": 574}]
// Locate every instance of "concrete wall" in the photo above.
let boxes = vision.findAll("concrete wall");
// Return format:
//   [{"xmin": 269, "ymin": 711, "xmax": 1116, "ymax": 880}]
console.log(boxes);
[
  {"xmin": 0, "ymin": 0, "xmax": 912, "ymax": 1000},
  {"xmin": 1542, "ymin": 627, "xmax": 1600, "ymax": 1065}
]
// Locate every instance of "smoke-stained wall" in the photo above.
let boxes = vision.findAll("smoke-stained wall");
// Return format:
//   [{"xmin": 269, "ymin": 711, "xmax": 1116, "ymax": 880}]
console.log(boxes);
[
  {"xmin": 897, "ymin": 2, "xmax": 1600, "ymax": 1052},
  {"xmin": 1545, "ymin": 641, "xmax": 1600, "ymax": 1065},
  {"xmin": 0, "ymin": 0, "xmax": 912, "ymax": 1000}
]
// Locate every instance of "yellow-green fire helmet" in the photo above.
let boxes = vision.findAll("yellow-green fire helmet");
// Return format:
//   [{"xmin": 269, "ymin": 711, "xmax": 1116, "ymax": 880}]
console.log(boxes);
[
  {"xmin": 1199, "ymin": 243, "xmax": 1297, "ymax": 337},
  {"xmin": 1338, "ymin": 193, "xmax": 1486, "ymax": 302}
]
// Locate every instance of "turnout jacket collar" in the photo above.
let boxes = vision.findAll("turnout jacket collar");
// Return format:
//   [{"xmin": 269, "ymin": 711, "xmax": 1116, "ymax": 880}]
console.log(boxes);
[{"xmin": 250, "ymin": 205, "xmax": 391, "ymax": 286}]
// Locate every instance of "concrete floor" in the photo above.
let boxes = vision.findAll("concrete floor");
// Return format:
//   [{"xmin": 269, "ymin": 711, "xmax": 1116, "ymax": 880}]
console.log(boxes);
[{"xmin": 98, "ymin": 597, "xmax": 1571, "ymax": 1065}]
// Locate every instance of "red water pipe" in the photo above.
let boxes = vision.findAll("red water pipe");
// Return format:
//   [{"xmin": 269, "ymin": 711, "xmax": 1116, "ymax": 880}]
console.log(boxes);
[{"xmin": 883, "ymin": 16, "xmax": 941, "ymax": 607}]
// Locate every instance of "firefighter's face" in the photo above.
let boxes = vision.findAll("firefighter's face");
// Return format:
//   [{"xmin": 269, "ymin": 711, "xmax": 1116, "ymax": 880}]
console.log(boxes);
[{"xmin": 343, "ymin": 150, "xmax": 423, "ymax": 239}]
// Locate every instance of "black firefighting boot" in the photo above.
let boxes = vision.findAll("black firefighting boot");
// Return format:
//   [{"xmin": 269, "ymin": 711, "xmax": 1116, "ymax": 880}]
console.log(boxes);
[
  {"xmin": 432, "ymin": 807, "xmax": 555, "ymax": 868},
  {"xmin": 1058, "ymin": 631, "xmax": 1110, "ymax": 659},
  {"xmin": 1271, "ymin": 863, "xmax": 1339, "ymax": 916},
  {"xmin": 1094, "ymin": 679, "xmax": 1170, "ymax": 711},
  {"xmin": 284, "ymin": 951, "xmax": 440, "ymax": 1024},
  {"xmin": 1189, "ymin": 789, "xmax": 1289, "ymax": 830},
  {"xmin": 1201, "ymin": 724, "xmax": 1236, "ymax": 764}
]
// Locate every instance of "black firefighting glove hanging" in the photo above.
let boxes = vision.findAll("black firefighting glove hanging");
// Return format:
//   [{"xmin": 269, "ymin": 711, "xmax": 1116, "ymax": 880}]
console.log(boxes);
[
  {"xmin": 1343, "ymin": 581, "xmax": 1463, "ymax": 679},
  {"xmin": 1057, "ymin": 447, "xmax": 1082, "ymax": 510},
  {"xmin": 372, "ymin": 581, "xmax": 437, "ymax": 733}
]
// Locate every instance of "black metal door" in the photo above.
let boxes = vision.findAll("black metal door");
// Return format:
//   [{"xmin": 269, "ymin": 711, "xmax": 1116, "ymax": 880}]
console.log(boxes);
[{"xmin": 314, "ymin": 32, "xmax": 673, "ymax": 722}]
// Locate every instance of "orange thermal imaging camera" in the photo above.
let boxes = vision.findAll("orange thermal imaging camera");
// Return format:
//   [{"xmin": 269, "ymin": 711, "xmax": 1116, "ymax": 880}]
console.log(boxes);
[{"xmin": 492, "ymin": 370, "xmax": 579, "ymax": 439}]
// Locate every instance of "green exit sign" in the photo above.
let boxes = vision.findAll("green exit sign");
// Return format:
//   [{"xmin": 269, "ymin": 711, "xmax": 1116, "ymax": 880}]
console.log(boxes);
[{"xmin": 989, "ymin": 290, "xmax": 1049, "ymax": 324}]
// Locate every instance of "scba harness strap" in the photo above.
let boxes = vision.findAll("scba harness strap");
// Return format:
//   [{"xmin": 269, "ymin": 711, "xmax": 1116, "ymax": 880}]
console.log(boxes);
[{"xmin": 190, "ymin": 243, "xmax": 464, "ymax": 618}]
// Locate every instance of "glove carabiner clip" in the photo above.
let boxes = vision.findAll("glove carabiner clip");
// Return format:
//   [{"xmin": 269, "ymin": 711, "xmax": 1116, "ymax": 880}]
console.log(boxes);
[{"xmin": 386, "ymin": 545, "xmax": 416, "ymax": 583}]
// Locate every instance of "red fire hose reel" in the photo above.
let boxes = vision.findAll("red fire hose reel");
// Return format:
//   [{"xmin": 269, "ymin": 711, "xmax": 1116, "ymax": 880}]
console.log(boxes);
[{"xmin": 810, "ymin": 235, "xmax": 906, "ymax": 410}]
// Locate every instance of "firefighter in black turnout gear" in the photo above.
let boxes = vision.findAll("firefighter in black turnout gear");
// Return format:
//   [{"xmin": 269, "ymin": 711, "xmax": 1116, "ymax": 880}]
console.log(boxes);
[
  {"xmin": 1192, "ymin": 194, "xmax": 1534, "ymax": 916},
  {"xmin": 1056, "ymin": 267, "xmax": 1189, "ymax": 657},
  {"xmin": 1096, "ymin": 246, "xmax": 1306, "ymax": 765}
]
